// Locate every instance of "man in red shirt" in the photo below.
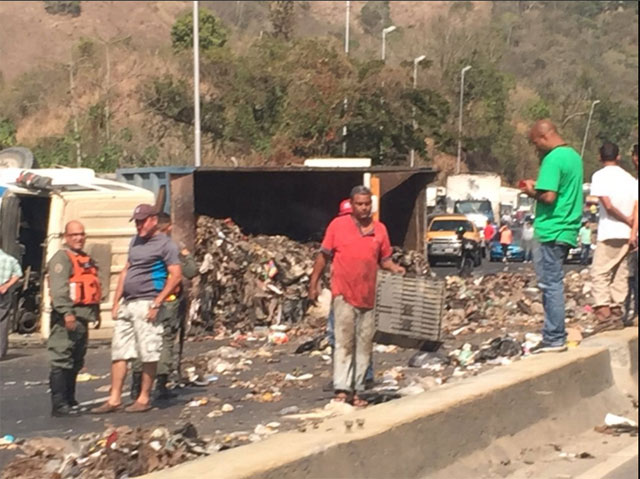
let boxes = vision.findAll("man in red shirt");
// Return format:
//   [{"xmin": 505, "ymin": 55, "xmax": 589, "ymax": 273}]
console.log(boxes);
[
  {"xmin": 309, "ymin": 186, "xmax": 405, "ymax": 406},
  {"xmin": 483, "ymin": 220, "xmax": 495, "ymax": 257}
]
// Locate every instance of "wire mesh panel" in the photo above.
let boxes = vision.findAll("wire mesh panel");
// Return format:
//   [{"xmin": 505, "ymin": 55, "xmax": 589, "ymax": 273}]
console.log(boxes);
[{"xmin": 374, "ymin": 270, "xmax": 445, "ymax": 345}]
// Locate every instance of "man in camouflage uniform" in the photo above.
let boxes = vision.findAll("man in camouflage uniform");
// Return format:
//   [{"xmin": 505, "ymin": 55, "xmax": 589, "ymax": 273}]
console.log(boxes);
[
  {"xmin": 47, "ymin": 221, "xmax": 101, "ymax": 416},
  {"xmin": 130, "ymin": 213, "xmax": 197, "ymax": 400}
]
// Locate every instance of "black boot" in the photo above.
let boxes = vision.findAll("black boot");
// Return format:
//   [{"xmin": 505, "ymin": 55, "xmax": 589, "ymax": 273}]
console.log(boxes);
[
  {"xmin": 130, "ymin": 371, "xmax": 142, "ymax": 402},
  {"xmin": 65, "ymin": 369, "xmax": 79, "ymax": 408},
  {"xmin": 154, "ymin": 374, "xmax": 177, "ymax": 400},
  {"xmin": 50, "ymin": 368, "xmax": 77, "ymax": 417}
]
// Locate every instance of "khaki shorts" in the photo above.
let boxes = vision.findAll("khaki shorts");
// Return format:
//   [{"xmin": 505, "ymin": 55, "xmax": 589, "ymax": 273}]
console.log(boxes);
[{"xmin": 112, "ymin": 299, "xmax": 163, "ymax": 362}]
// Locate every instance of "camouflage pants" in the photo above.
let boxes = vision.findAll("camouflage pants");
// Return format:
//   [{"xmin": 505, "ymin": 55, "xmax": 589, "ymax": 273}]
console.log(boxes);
[
  {"xmin": 47, "ymin": 312, "xmax": 89, "ymax": 371},
  {"xmin": 131, "ymin": 300, "xmax": 180, "ymax": 376}
]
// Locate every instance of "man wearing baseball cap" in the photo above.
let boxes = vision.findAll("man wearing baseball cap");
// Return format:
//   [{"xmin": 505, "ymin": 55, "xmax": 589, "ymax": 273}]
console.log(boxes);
[{"xmin": 93, "ymin": 204, "xmax": 182, "ymax": 413}]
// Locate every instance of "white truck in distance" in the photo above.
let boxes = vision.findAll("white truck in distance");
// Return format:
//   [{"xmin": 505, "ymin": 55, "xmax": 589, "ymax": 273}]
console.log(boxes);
[{"xmin": 445, "ymin": 173, "xmax": 501, "ymax": 232}]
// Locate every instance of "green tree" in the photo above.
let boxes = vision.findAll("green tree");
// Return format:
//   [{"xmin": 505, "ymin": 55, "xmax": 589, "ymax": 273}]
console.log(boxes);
[{"xmin": 171, "ymin": 7, "xmax": 228, "ymax": 52}]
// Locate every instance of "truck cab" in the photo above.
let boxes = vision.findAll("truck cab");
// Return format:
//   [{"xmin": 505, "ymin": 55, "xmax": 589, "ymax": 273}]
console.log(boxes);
[{"xmin": 0, "ymin": 167, "xmax": 154, "ymax": 338}]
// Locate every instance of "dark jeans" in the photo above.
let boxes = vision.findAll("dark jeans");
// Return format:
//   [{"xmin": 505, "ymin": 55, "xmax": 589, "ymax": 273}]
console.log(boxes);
[
  {"xmin": 580, "ymin": 244, "xmax": 591, "ymax": 265},
  {"xmin": 624, "ymin": 250, "xmax": 638, "ymax": 323},
  {"xmin": 533, "ymin": 242, "xmax": 569, "ymax": 346},
  {"xmin": 327, "ymin": 308, "xmax": 374, "ymax": 382},
  {"xmin": 0, "ymin": 292, "xmax": 11, "ymax": 358}
]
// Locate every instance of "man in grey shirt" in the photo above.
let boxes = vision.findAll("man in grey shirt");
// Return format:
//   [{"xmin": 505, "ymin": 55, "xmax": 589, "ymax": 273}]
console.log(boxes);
[{"xmin": 93, "ymin": 204, "xmax": 182, "ymax": 414}]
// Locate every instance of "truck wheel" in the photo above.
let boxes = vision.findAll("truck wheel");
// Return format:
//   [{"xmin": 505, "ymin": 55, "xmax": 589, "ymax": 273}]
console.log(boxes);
[{"xmin": 17, "ymin": 310, "xmax": 38, "ymax": 334}]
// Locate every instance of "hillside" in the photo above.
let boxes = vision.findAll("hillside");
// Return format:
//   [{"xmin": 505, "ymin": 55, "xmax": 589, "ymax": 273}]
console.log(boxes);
[{"xmin": 0, "ymin": 1, "xmax": 637, "ymax": 181}]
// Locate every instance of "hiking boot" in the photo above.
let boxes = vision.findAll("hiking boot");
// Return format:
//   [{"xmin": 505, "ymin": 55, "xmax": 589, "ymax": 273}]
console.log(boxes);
[
  {"xmin": 50, "ymin": 368, "xmax": 78, "ymax": 417},
  {"xmin": 130, "ymin": 371, "xmax": 142, "ymax": 401},
  {"xmin": 154, "ymin": 374, "xmax": 177, "ymax": 400}
]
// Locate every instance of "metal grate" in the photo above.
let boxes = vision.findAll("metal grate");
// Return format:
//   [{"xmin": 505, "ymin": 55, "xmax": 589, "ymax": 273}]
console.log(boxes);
[{"xmin": 374, "ymin": 270, "xmax": 445, "ymax": 345}]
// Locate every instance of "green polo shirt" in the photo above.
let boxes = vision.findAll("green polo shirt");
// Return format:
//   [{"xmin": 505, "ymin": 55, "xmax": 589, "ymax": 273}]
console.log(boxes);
[{"xmin": 534, "ymin": 146, "xmax": 583, "ymax": 247}]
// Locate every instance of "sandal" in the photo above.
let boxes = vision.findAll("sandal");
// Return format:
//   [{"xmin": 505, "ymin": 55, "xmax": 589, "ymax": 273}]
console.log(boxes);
[
  {"xmin": 333, "ymin": 391, "xmax": 349, "ymax": 403},
  {"xmin": 91, "ymin": 402, "xmax": 122, "ymax": 414},
  {"xmin": 124, "ymin": 401, "xmax": 152, "ymax": 413},
  {"xmin": 352, "ymin": 395, "xmax": 368, "ymax": 408}
]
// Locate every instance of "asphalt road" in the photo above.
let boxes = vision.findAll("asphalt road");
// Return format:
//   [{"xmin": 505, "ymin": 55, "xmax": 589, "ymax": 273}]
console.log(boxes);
[{"xmin": 0, "ymin": 258, "xmax": 585, "ymax": 472}]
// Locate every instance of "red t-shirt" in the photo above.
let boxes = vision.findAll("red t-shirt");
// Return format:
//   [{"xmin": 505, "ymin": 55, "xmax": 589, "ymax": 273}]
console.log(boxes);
[
  {"xmin": 484, "ymin": 224, "xmax": 495, "ymax": 242},
  {"xmin": 321, "ymin": 215, "xmax": 393, "ymax": 309}
]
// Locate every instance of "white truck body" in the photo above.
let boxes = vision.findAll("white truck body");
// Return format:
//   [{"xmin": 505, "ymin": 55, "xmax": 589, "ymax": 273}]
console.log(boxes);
[{"xmin": 445, "ymin": 173, "xmax": 501, "ymax": 229}]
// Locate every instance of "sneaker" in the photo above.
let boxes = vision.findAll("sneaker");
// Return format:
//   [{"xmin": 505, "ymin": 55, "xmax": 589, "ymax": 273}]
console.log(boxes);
[{"xmin": 530, "ymin": 342, "xmax": 567, "ymax": 354}]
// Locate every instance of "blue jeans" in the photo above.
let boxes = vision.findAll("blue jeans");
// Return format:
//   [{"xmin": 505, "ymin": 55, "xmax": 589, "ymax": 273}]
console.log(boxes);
[
  {"xmin": 533, "ymin": 242, "xmax": 569, "ymax": 346},
  {"xmin": 327, "ymin": 308, "xmax": 374, "ymax": 382},
  {"xmin": 580, "ymin": 245, "xmax": 591, "ymax": 265}
]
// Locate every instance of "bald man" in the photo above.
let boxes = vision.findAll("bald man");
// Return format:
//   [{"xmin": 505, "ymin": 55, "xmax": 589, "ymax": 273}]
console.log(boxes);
[
  {"xmin": 47, "ymin": 221, "xmax": 102, "ymax": 416},
  {"xmin": 520, "ymin": 120, "xmax": 583, "ymax": 353}
]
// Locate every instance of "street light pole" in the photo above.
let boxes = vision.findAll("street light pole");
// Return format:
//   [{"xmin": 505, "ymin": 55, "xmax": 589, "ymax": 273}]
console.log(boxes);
[
  {"xmin": 410, "ymin": 55, "xmax": 426, "ymax": 167},
  {"xmin": 381, "ymin": 25, "xmax": 396, "ymax": 61},
  {"xmin": 193, "ymin": 1, "xmax": 201, "ymax": 168},
  {"xmin": 342, "ymin": 1, "xmax": 350, "ymax": 156},
  {"xmin": 580, "ymin": 100, "xmax": 600, "ymax": 159},
  {"xmin": 456, "ymin": 65, "xmax": 472, "ymax": 174}
]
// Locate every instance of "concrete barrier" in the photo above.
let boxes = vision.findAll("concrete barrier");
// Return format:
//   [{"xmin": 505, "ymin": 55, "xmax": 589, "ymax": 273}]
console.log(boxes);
[{"xmin": 147, "ymin": 329, "xmax": 637, "ymax": 479}]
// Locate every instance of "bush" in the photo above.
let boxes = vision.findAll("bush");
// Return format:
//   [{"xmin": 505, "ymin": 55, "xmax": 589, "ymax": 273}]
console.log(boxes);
[{"xmin": 43, "ymin": 1, "xmax": 81, "ymax": 17}]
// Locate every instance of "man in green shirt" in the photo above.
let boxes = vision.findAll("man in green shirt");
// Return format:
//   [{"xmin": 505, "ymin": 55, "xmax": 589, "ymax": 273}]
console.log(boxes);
[{"xmin": 520, "ymin": 119, "xmax": 583, "ymax": 353}]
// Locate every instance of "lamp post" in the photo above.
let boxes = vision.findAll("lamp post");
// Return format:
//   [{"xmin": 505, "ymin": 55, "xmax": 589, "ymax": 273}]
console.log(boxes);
[
  {"xmin": 410, "ymin": 55, "xmax": 426, "ymax": 167},
  {"xmin": 455, "ymin": 65, "xmax": 472, "ymax": 174},
  {"xmin": 580, "ymin": 100, "xmax": 600, "ymax": 159},
  {"xmin": 193, "ymin": 1, "xmax": 201, "ymax": 167},
  {"xmin": 381, "ymin": 25, "xmax": 396, "ymax": 61},
  {"xmin": 342, "ymin": 1, "xmax": 350, "ymax": 156}
]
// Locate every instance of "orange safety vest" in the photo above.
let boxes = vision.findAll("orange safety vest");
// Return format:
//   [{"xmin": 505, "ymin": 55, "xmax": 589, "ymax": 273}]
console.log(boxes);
[{"xmin": 66, "ymin": 251, "xmax": 101, "ymax": 305}]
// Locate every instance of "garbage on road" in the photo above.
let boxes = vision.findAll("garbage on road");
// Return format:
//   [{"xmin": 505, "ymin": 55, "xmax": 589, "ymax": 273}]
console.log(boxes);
[
  {"xmin": 595, "ymin": 413, "xmax": 639, "ymax": 436},
  {"xmin": 1, "ymin": 423, "xmax": 212, "ymax": 479}
]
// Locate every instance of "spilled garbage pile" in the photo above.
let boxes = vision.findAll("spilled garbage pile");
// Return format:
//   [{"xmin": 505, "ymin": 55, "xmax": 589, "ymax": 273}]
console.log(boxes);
[
  {"xmin": 441, "ymin": 270, "xmax": 603, "ymax": 339},
  {"xmin": 189, "ymin": 217, "xmax": 432, "ymax": 337},
  {"xmin": 0, "ymin": 423, "xmax": 212, "ymax": 479},
  {"xmin": 191, "ymin": 216, "xmax": 324, "ymax": 335}
]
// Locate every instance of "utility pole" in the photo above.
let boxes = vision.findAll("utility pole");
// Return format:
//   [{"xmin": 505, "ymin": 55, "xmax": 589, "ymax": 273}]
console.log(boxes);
[
  {"xmin": 456, "ymin": 65, "xmax": 472, "ymax": 174},
  {"xmin": 580, "ymin": 100, "xmax": 600, "ymax": 159},
  {"xmin": 342, "ymin": 1, "xmax": 350, "ymax": 156},
  {"xmin": 68, "ymin": 58, "xmax": 82, "ymax": 167},
  {"xmin": 193, "ymin": 1, "xmax": 201, "ymax": 167},
  {"xmin": 410, "ymin": 55, "xmax": 426, "ymax": 167}
]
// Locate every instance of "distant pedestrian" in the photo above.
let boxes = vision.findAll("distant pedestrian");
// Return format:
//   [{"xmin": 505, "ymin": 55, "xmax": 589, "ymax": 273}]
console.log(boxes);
[
  {"xmin": 483, "ymin": 220, "xmax": 495, "ymax": 257},
  {"xmin": 590, "ymin": 142, "xmax": 637, "ymax": 326},
  {"xmin": 47, "ymin": 221, "xmax": 101, "ymax": 416},
  {"xmin": 578, "ymin": 221, "xmax": 592, "ymax": 265},
  {"xmin": 521, "ymin": 221, "xmax": 535, "ymax": 263},
  {"xmin": 309, "ymin": 186, "xmax": 404, "ymax": 407},
  {"xmin": 130, "ymin": 213, "xmax": 197, "ymax": 401},
  {"xmin": 499, "ymin": 223, "xmax": 513, "ymax": 263},
  {"xmin": 0, "ymin": 248, "xmax": 22, "ymax": 360},
  {"xmin": 520, "ymin": 119, "xmax": 583, "ymax": 353},
  {"xmin": 626, "ymin": 144, "xmax": 638, "ymax": 325},
  {"xmin": 92, "ymin": 204, "xmax": 182, "ymax": 414}
]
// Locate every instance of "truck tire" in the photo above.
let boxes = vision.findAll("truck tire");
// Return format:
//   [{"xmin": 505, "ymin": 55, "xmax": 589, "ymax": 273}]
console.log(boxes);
[
  {"xmin": 0, "ymin": 147, "xmax": 35, "ymax": 169},
  {"xmin": 17, "ymin": 309, "xmax": 38, "ymax": 334}
]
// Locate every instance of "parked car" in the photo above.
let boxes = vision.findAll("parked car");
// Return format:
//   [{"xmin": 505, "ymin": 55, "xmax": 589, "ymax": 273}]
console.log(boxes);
[
  {"xmin": 489, "ymin": 241, "xmax": 525, "ymax": 262},
  {"xmin": 425, "ymin": 214, "xmax": 482, "ymax": 266},
  {"xmin": 565, "ymin": 244, "xmax": 595, "ymax": 264}
]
